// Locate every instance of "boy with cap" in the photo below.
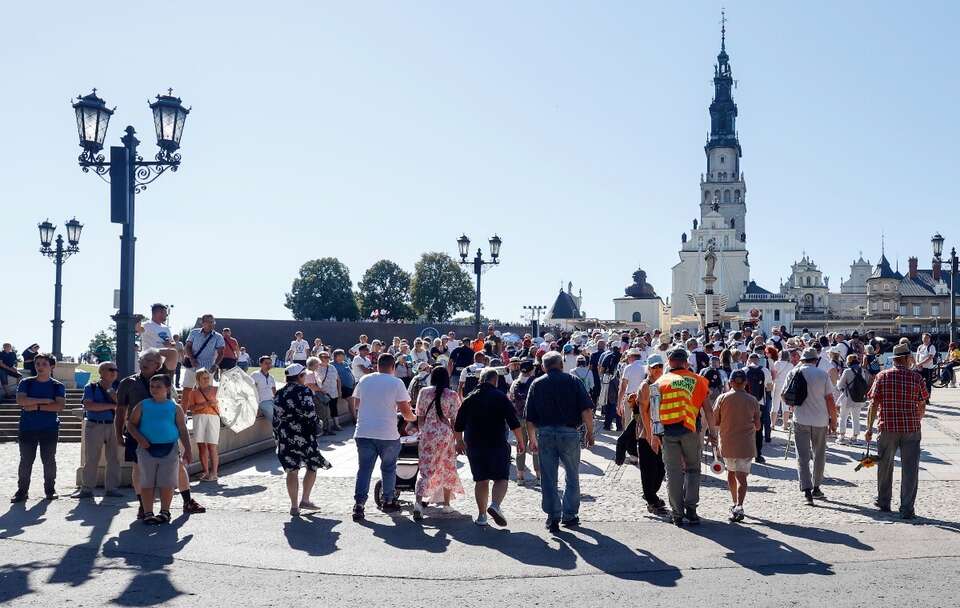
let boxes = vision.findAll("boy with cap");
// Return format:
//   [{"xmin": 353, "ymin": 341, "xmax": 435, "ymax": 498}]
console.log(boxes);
[{"xmin": 714, "ymin": 369, "xmax": 761, "ymax": 522}]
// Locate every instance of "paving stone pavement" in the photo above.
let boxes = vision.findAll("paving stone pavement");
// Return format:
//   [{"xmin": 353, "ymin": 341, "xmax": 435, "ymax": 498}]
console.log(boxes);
[{"xmin": 4, "ymin": 388, "xmax": 960, "ymax": 528}]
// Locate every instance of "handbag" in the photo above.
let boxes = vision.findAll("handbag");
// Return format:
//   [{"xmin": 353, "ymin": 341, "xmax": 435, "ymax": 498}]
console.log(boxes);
[
  {"xmin": 183, "ymin": 332, "xmax": 215, "ymax": 369},
  {"xmin": 146, "ymin": 442, "xmax": 175, "ymax": 458}
]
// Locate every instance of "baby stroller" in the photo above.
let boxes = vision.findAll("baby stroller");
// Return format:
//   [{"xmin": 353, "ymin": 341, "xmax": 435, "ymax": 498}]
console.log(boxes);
[{"xmin": 373, "ymin": 414, "xmax": 421, "ymax": 508}]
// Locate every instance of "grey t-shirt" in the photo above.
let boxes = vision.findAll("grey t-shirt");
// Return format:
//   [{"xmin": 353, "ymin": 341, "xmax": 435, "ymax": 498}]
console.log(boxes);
[{"xmin": 792, "ymin": 364, "xmax": 833, "ymax": 427}]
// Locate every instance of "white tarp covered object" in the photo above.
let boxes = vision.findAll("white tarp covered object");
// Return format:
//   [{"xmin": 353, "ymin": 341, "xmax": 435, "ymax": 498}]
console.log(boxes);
[{"xmin": 217, "ymin": 367, "xmax": 260, "ymax": 433}]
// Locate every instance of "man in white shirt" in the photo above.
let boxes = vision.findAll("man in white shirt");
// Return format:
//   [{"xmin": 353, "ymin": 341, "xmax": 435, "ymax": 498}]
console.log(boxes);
[
  {"xmin": 351, "ymin": 353, "xmax": 415, "ymax": 520},
  {"xmin": 286, "ymin": 331, "xmax": 310, "ymax": 366},
  {"xmin": 349, "ymin": 334, "xmax": 370, "ymax": 357},
  {"xmin": 140, "ymin": 304, "xmax": 178, "ymax": 368},
  {"xmin": 351, "ymin": 345, "xmax": 375, "ymax": 382},
  {"xmin": 916, "ymin": 333, "xmax": 937, "ymax": 402},
  {"xmin": 250, "ymin": 356, "xmax": 277, "ymax": 424},
  {"xmin": 459, "ymin": 352, "xmax": 489, "ymax": 397},
  {"xmin": 317, "ymin": 351, "xmax": 343, "ymax": 431},
  {"xmin": 617, "ymin": 348, "xmax": 647, "ymax": 431}
]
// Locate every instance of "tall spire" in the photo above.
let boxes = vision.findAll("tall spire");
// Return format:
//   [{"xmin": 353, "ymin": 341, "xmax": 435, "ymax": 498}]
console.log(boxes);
[{"xmin": 721, "ymin": 8, "xmax": 727, "ymax": 52}]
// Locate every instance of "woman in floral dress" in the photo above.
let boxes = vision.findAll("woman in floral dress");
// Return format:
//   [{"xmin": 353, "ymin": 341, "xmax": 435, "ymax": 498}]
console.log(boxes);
[
  {"xmin": 413, "ymin": 366, "xmax": 464, "ymax": 521},
  {"xmin": 273, "ymin": 363, "xmax": 332, "ymax": 516}
]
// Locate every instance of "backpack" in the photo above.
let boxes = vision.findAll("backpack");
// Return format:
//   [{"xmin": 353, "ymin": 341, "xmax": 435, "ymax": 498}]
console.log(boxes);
[
  {"xmin": 745, "ymin": 366, "xmax": 766, "ymax": 401},
  {"xmin": 846, "ymin": 368, "xmax": 868, "ymax": 403},
  {"xmin": 781, "ymin": 368, "xmax": 808, "ymax": 407}
]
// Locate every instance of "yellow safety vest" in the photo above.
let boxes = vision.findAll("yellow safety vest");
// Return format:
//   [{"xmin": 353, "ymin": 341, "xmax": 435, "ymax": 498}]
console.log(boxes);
[{"xmin": 655, "ymin": 370, "xmax": 702, "ymax": 433}]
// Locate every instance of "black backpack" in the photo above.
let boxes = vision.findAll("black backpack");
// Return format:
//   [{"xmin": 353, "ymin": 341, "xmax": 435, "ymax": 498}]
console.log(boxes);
[
  {"xmin": 745, "ymin": 366, "xmax": 766, "ymax": 401},
  {"xmin": 782, "ymin": 368, "xmax": 808, "ymax": 407},
  {"xmin": 846, "ymin": 368, "xmax": 868, "ymax": 403}
]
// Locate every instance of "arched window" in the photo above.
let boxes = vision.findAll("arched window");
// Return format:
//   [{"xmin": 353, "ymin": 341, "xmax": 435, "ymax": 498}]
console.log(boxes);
[
  {"xmin": 714, "ymin": 189, "xmax": 720, "ymax": 201},
  {"xmin": 730, "ymin": 218, "xmax": 736, "ymax": 229},
  {"xmin": 724, "ymin": 189, "xmax": 731, "ymax": 203},
  {"xmin": 724, "ymin": 235, "xmax": 729, "ymax": 248},
  {"xmin": 720, "ymin": 155, "xmax": 725, "ymax": 164},
  {"xmin": 805, "ymin": 276, "xmax": 812, "ymax": 286},
  {"xmin": 632, "ymin": 312, "xmax": 642, "ymax": 322},
  {"xmin": 704, "ymin": 191, "xmax": 710, "ymax": 203},
  {"xmin": 734, "ymin": 190, "xmax": 741, "ymax": 202}
]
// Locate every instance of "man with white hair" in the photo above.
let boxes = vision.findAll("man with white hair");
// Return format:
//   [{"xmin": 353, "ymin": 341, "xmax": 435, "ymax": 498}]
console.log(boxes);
[
  {"xmin": 617, "ymin": 348, "xmax": 647, "ymax": 434},
  {"xmin": 524, "ymin": 351, "xmax": 594, "ymax": 533}
]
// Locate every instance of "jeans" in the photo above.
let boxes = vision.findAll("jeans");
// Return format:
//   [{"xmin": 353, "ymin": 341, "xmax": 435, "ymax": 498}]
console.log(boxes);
[
  {"xmin": 662, "ymin": 432, "xmax": 701, "ymax": 516},
  {"xmin": 536, "ymin": 426, "xmax": 581, "ymax": 521},
  {"xmin": 82, "ymin": 421, "xmax": 120, "ymax": 490},
  {"xmin": 794, "ymin": 424, "xmax": 827, "ymax": 491},
  {"xmin": 258, "ymin": 399, "xmax": 275, "ymax": 425},
  {"xmin": 755, "ymin": 396, "xmax": 772, "ymax": 456},
  {"xmin": 18, "ymin": 430, "xmax": 59, "ymax": 496},
  {"xmin": 355, "ymin": 437, "xmax": 401, "ymax": 505},
  {"xmin": 876, "ymin": 430, "xmax": 922, "ymax": 514}
]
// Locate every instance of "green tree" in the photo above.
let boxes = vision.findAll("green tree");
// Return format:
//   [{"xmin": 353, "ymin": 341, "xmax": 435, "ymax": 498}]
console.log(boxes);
[
  {"xmin": 88, "ymin": 326, "xmax": 116, "ymax": 361},
  {"xmin": 285, "ymin": 258, "xmax": 360, "ymax": 321},
  {"xmin": 357, "ymin": 260, "xmax": 414, "ymax": 321},
  {"xmin": 410, "ymin": 252, "xmax": 474, "ymax": 322}
]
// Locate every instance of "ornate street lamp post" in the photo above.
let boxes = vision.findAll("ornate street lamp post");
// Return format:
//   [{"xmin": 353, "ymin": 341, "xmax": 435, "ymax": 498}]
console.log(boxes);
[
  {"xmin": 37, "ymin": 218, "xmax": 83, "ymax": 360},
  {"xmin": 457, "ymin": 234, "xmax": 502, "ymax": 336},
  {"xmin": 72, "ymin": 89, "xmax": 190, "ymax": 377}
]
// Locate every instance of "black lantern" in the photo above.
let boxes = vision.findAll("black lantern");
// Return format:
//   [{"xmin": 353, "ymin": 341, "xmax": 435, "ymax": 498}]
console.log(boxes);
[
  {"xmin": 72, "ymin": 90, "xmax": 114, "ymax": 154},
  {"xmin": 65, "ymin": 217, "xmax": 84, "ymax": 247},
  {"xmin": 457, "ymin": 234, "xmax": 471, "ymax": 261},
  {"xmin": 932, "ymin": 232, "xmax": 945, "ymax": 259},
  {"xmin": 38, "ymin": 220, "xmax": 55, "ymax": 249},
  {"xmin": 149, "ymin": 90, "xmax": 190, "ymax": 153},
  {"xmin": 489, "ymin": 234, "xmax": 502, "ymax": 260}
]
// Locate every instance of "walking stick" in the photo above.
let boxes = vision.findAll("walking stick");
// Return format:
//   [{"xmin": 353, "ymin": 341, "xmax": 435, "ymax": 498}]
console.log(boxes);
[{"xmin": 783, "ymin": 423, "xmax": 793, "ymax": 460}]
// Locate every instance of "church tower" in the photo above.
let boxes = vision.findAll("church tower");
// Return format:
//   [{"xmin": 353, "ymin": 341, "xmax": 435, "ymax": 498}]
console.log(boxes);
[{"xmin": 671, "ymin": 13, "xmax": 751, "ymax": 320}]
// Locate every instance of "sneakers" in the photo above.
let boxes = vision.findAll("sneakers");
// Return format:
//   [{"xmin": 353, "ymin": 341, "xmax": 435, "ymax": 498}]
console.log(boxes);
[
  {"xmin": 811, "ymin": 486, "xmax": 826, "ymax": 500},
  {"xmin": 380, "ymin": 500, "xmax": 401, "ymax": 514},
  {"xmin": 647, "ymin": 501, "xmax": 668, "ymax": 515},
  {"xmin": 684, "ymin": 507, "xmax": 701, "ymax": 525},
  {"xmin": 10, "ymin": 492, "xmax": 27, "ymax": 504},
  {"xmin": 45, "ymin": 492, "xmax": 59, "ymax": 501},
  {"xmin": 804, "ymin": 489, "xmax": 814, "ymax": 506},
  {"xmin": 755, "ymin": 455, "xmax": 766, "ymax": 464},
  {"xmin": 74, "ymin": 489, "xmax": 94, "ymax": 499},
  {"xmin": 475, "ymin": 514, "xmax": 489, "ymax": 527},
  {"xmin": 487, "ymin": 504, "xmax": 508, "ymax": 527},
  {"xmin": 561, "ymin": 516, "xmax": 580, "ymax": 528},
  {"xmin": 901, "ymin": 511, "xmax": 916, "ymax": 520},
  {"xmin": 352, "ymin": 504, "xmax": 365, "ymax": 522},
  {"xmin": 545, "ymin": 519, "xmax": 560, "ymax": 533},
  {"xmin": 729, "ymin": 505, "xmax": 745, "ymax": 523},
  {"xmin": 874, "ymin": 499, "xmax": 892, "ymax": 513},
  {"xmin": 183, "ymin": 498, "xmax": 206, "ymax": 514},
  {"xmin": 672, "ymin": 515, "xmax": 684, "ymax": 527}
]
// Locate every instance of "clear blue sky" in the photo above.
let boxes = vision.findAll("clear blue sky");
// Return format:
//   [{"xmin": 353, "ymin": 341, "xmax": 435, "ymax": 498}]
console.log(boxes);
[{"xmin": 3, "ymin": 1, "xmax": 958, "ymax": 356}]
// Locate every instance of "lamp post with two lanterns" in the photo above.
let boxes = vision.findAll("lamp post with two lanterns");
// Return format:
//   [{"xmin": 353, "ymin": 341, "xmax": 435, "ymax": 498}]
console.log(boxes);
[
  {"xmin": 37, "ymin": 218, "xmax": 83, "ymax": 361},
  {"xmin": 457, "ymin": 234, "xmax": 502, "ymax": 336},
  {"xmin": 932, "ymin": 233, "xmax": 959, "ymax": 345},
  {"xmin": 71, "ymin": 88, "xmax": 190, "ymax": 377}
]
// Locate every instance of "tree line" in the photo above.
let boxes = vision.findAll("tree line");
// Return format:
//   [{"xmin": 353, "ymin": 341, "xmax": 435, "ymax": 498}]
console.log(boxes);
[{"xmin": 284, "ymin": 252, "xmax": 476, "ymax": 322}]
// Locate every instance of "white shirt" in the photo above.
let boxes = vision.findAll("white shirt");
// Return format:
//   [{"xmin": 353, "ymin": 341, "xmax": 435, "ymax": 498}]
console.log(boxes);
[
  {"xmin": 141, "ymin": 321, "xmax": 173, "ymax": 349},
  {"xmin": 459, "ymin": 363, "xmax": 486, "ymax": 386},
  {"xmin": 351, "ymin": 355, "xmax": 372, "ymax": 381},
  {"xmin": 250, "ymin": 370, "xmax": 276, "ymax": 403},
  {"xmin": 353, "ymin": 373, "xmax": 410, "ymax": 440},
  {"xmin": 621, "ymin": 361, "xmax": 647, "ymax": 395},
  {"xmin": 237, "ymin": 351, "xmax": 251, "ymax": 365},
  {"xmin": 917, "ymin": 344, "xmax": 936, "ymax": 369},
  {"xmin": 317, "ymin": 363, "xmax": 339, "ymax": 397},
  {"xmin": 562, "ymin": 353, "xmax": 578, "ymax": 372},
  {"xmin": 289, "ymin": 339, "xmax": 310, "ymax": 361}
]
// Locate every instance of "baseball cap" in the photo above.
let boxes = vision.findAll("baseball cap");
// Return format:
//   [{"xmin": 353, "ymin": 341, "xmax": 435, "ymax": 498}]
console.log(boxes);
[
  {"xmin": 284, "ymin": 363, "xmax": 306, "ymax": 376},
  {"xmin": 647, "ymin": 354, "xmax": 665, "ymax": 367}
]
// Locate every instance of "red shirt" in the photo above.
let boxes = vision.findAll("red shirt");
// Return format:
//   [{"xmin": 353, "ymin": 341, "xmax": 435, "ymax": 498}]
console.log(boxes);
[
  {"xmin": 867, "ymin": 365, "xmax": 927, "ymax": 433},
  {"xmin": 222, "ymin": 336, "xmax": 240, "ymax": 360}
]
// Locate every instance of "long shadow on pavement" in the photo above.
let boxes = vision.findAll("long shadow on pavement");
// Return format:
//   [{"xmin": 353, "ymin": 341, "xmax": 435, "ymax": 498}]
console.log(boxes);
[
  {"xmin": 444, "ymin": 519, "xmax": 578, "ymax": 570},
  {"xmin": 48, "ymin": 499, "xmax": 123, "ymax": 587},
  {"xmin": 357, "ymin": 516, "xmax": 451, "ymax": 554},
  {"xmin": 101, "ymin": 515, "xmax": 194, "ymax": 606},
  {"xmin": 284, "ymin": 515, "xmax": 341, "ymax": 556},
  {"xmin": 0, "ymin": 501, "xmax": 52, "ymax": 603},
  {"xmin": 748, "ymin": 516, "xmax": 873, "ymax": 551},
  {"xmin": 555, "ymin": 526, "xmax": 683, "ymax": 585},
  {"xmin": 683, "ymin": 521, "xmax": 835, "ymax": 576}
]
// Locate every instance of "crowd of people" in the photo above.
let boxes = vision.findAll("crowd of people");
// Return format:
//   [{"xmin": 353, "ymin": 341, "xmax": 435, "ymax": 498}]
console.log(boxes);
[{"xmin": 4, "ymin": 310, "xmax": 951, "ymax": 532}]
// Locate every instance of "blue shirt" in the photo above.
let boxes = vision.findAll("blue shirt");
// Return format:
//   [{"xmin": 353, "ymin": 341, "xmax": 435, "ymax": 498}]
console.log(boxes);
[
  {"xmin": 82, "ymin": 382, "xmax": 117, "ymax": 422},
  {"xmin": 333, "ymin": 361, "xmax": 355, "ymax": 389},
  {"xmin": 139, "ymin": 398, "xmax": 180, "ymax": 444},
  {"xmin": 17, "ymin": 377, "xmax": 65, "ymax": 432},
  {"xmin": 186, "ymin": 328, "xmax": 225, "ymax": 370}
]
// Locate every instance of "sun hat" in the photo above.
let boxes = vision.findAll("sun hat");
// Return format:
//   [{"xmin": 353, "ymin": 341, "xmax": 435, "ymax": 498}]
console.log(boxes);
[{"xmin": 284, "ymin": 363, "xmax": 306, "ymax": 376}]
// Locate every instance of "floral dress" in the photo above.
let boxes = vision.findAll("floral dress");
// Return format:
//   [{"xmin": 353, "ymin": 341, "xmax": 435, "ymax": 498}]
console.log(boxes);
[
  {"xmin": 273, "ymin": 384, "xmax": 331, "ymax": 472},
  {"xmin": 415, "ymin": 387, "xmax": 465, "ymax": 502}
]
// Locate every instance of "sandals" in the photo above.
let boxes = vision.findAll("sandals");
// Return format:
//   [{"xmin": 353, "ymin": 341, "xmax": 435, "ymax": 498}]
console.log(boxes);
[
  {"xmin": 184, "ymin": 499, "xmax": 206, "ymax": 514},
  {"xmin": 143, "ymin": 510, "xmax": 171, "ymax": 525}
]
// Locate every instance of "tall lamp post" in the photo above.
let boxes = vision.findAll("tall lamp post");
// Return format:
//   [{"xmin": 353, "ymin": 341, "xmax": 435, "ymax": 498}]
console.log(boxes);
[
  {"xmin": 457, "ymin": 234, "xmax": 502, "ymax": 336},
  {"xmin": 37, "ymin": 219, "xmax": 83, "ymax": 360},
  {"xmin": 935, "ymin": 232, "xmax": 959, "ymax": 345},
  {"xmin": 72, "ymin": 89, "xmax": 190, "ymax": 377},
  {"xmin": 523, "ymin": 305, "xmax": 547, "ymax": 338}
]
